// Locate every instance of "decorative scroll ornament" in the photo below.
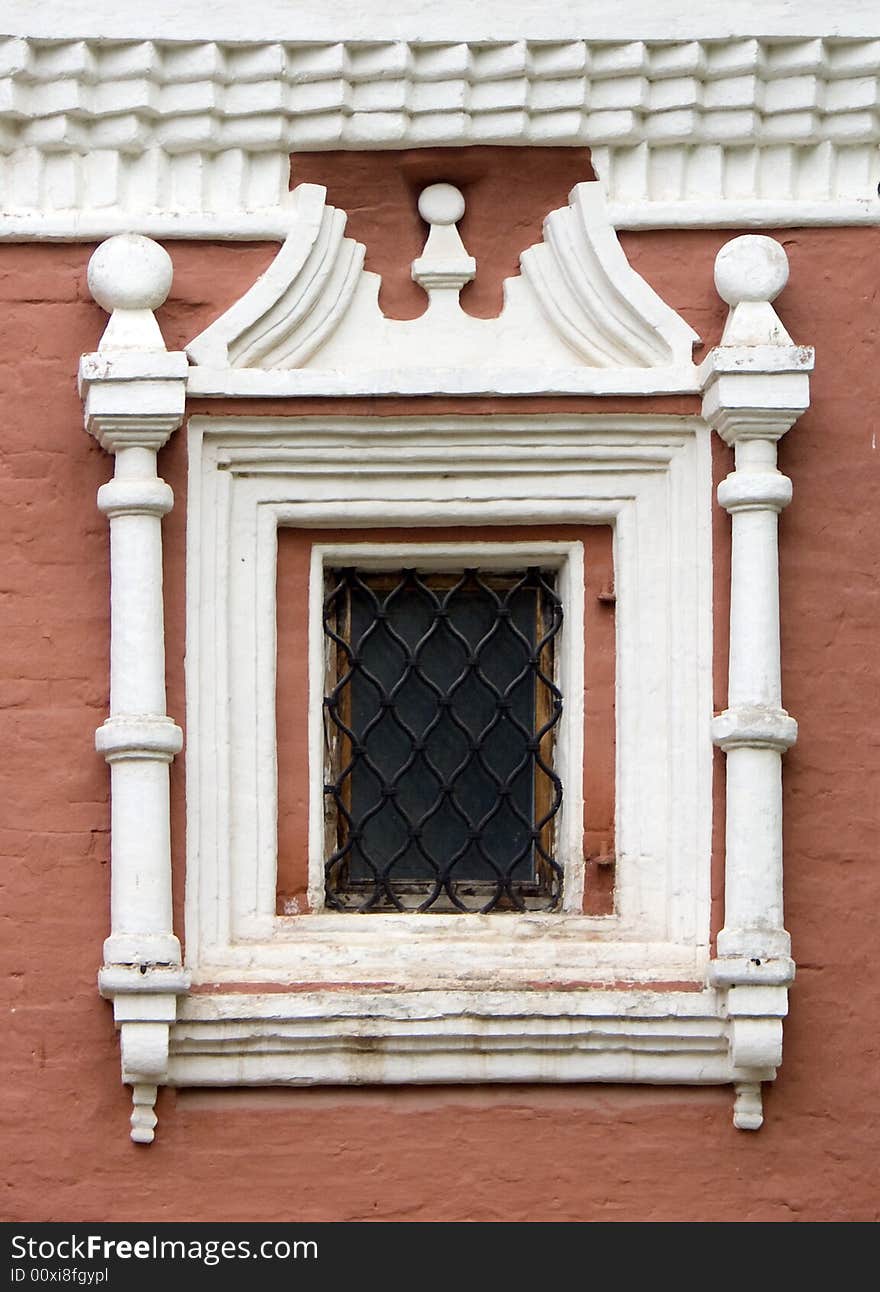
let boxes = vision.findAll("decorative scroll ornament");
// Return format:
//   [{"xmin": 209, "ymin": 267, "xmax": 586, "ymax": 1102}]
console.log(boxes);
[
  {"xmin": 186, "ymin": 184, "xmax": 364, "ymax": 371},
  {"xmin": 186, "ymin": 179, "xmax": 699, "ymax": 397},
  {"xmin": 519, "ymin": 182, "xmax": 696, "ymax": 368}
]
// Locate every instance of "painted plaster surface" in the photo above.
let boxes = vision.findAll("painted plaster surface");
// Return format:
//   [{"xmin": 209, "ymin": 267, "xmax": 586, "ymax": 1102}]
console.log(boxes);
[
  {"xmin": 2, "ymin": 10, "xmax": 879, "ymax": 233},
  {"xmin": 1, "ymin": 146, "xmax": 878, "ymax": 1216},
  {"xmin": 7, "ymin": 1, "xmax": 878, "ymax": 42}
]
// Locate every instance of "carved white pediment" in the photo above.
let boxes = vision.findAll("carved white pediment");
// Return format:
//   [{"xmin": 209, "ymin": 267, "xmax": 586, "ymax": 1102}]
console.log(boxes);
[
  {"xmin": 186, "ymin": 184, "xmax": 365, "ymax": 372},
  {"xmin": 186, "ymin": 178, "xmax": 699, "ymax": 397}
]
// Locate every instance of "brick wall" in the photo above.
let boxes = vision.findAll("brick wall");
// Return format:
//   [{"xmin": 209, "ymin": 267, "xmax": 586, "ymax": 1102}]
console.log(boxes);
[{"xmin": 1, "ymin": 184, "xmax": 878, "ymax": 1218}]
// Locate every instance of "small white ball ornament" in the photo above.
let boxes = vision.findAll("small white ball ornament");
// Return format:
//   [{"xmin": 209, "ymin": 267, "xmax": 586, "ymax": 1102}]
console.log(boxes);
[
  {"xmin": 87, "ymin": 234, "xmax": 174, "ymax": 313},
  {"xmin": 714, "ymin": 235, "xmax": 789, "ymax": 306},
  {"xmin": 418, "ymin": 183, "xmax": 466, "ymax": 226}
]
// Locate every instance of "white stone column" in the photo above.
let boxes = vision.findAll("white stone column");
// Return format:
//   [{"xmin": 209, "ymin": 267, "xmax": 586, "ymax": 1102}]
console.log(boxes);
[
  {"xmin": 78, "ymin": 234, "xmax": 189, "ymax": 1143},
  {"xmin": 700, "ymin": 235, "xmax": 813, "ymax": 1130}
]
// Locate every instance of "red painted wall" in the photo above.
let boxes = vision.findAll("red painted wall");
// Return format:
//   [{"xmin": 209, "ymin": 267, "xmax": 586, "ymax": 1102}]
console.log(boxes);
[{"xmin": 2, "ymin": 148, "xmax": 878, "ymax": 1220}]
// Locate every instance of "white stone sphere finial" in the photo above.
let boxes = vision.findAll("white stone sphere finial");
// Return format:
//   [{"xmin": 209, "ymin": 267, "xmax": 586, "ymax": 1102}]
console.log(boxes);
[
  {"xmin": 714, "ymin": 235, "xmax": 789, "ymax": 306},
  {"xmin": 418, "ymin": 182, "xmax": 466, "ymax": 227},
  {"xmin": 412, "ymin": 182, "xmax": 475, "ymax": 299},
  {"xmin": 88, "ymin": 234, "xmax": 174, "ymax": 314}
]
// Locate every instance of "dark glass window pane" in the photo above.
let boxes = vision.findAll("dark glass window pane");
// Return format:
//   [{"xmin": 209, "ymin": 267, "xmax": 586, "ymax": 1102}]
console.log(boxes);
[{"xmin": 323, "ymin": 568, "xmax": 563, "ymax": 912}]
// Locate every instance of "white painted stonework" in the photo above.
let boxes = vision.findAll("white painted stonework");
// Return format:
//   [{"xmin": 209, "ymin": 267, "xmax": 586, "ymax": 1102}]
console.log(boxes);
[
  {"xmin": 77, "ymin": 235, "xmax": 190, "ymax": 1143},
  {"xmin": 700, "ymin": 239, "xmax": 811, "ymax": 1121},
  {"xmin": 186, "ymin": 180, "xmax": 699, "ymax": 397},
  {"xmin": 2, "ymin": 0, "xmax": 879, "ymax": 238},
  {"xmin": 186, "ymin": 415, "xmax": 712, "ymax": 979},
  {"xmin": 78, "ymin": 181, "xmax": 812, "ymax": 1139}
]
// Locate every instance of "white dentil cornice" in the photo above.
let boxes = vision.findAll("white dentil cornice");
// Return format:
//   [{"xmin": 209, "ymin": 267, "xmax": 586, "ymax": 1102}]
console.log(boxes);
[{"xmin": 1, "ymin": 7, "xmax": 877, "ymax": 236}]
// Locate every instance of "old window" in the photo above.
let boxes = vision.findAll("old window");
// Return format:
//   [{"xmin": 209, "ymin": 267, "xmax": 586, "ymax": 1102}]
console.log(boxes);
[
  {"xmin": 321, "ymin": 566, "xmax": 564, "ymax": 913},
  {"xmin": 81, "ymin": 181, "xmax": 809, "ymax": 1139},
  {"xmin": 185, "ymin": 418, "xmax": 711, "ymax": 983}
]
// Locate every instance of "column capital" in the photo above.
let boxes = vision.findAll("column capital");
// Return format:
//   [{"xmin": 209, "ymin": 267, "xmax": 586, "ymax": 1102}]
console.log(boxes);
[
  {"xmin": 78, "ymin": 350, "xmax": 188, "ymax": 451},
  {"xmin": 699, "ymin": 234, "xmax": 813, "ymax": 444},
  {"xmin": 700, "ymin": 350, "xmax": 813, "ymax": 445},
  {"xmin": 78, "ymin": 234, "xmax": 188, "ymax": 453}
]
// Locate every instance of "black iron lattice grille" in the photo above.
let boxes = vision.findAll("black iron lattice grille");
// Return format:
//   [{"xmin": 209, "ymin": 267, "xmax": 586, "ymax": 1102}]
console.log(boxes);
[{"xmin": 322, "ymin": 566, "xmax": 564, "ymax": 912}]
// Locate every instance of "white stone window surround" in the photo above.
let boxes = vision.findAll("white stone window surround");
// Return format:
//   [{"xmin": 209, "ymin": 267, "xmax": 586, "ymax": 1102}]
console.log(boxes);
[
  {"xmin": 78, "ymin": 224, "xmax": 811, "ymax": 1138},
  {"xmin": 185, "ymin": 412, "xmax": 713, "ymax": 988}
]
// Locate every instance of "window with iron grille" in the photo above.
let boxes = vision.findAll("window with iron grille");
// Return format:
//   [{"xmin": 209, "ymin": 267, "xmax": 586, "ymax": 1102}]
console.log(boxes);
[
  {"xmin": 322, "ymin": 566, "xmax": 564, "ymax": 913},
  {"xmin": 187, "ymin": 413, "xmax": 713, "ymax": 1101}
]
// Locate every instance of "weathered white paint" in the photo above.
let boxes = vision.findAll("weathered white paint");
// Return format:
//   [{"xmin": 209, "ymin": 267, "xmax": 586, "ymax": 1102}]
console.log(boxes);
[
  {"xmin": 701, "ymin": 234, "xmax": 813, "ymax": 1125},
  {"xmin": 3, "ymin": 202, "xmax": 879, "ymax": 245},
  {"xmin": 8, "ymin": 1, "xmax": 878, "ymax": 43},
  {"xmin": 79, "ymin": 212, "xmax": 812, "ymax": 1138},
  {"xmin": 184, "ymin": 412, "xmax": 714, "ymax": 1043},
  {"xmin": 78, "ymin": 234, "xmax": 190, "ymax": 1143},
  {"xmin": 733, "ymin": 1081, "xmax": 765, "ymax": 1131},
  {"xmin": 1, "ymin": 25, "xmax": 878, "ymax": 237},
  {"xmin": 186, "ymin": 181, "xmax": 700, "ymax": 397},
  {"xmin": 168, "ymin": 986, "xmax": 775, "ymax": 1091},
  {"xmin": 411, "ymin": 182, "xmax": 475, "ymax": 297}
]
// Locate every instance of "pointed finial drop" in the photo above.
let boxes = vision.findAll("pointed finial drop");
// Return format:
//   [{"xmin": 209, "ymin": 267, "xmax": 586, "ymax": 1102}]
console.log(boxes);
[
  {"xmin": 733, "ymin": 1081, "xmax": 764, "ymax": 1131},
  {"xmin": 411, "ymin": 183, "xmax": 476, "ymax": 303},
  {"xmin": 129, "ymin": 1083, "xmax": 159, "ymax": 1144}
]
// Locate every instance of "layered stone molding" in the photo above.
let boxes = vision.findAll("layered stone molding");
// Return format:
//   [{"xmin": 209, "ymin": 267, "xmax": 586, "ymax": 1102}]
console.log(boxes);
[
  {"xmin": 1, "ymin": 28, "xmax": 878, "ymax": 237},
  {"xmin": 186, "ymin": 179, "xmax": 700, "ymax": 395}
]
